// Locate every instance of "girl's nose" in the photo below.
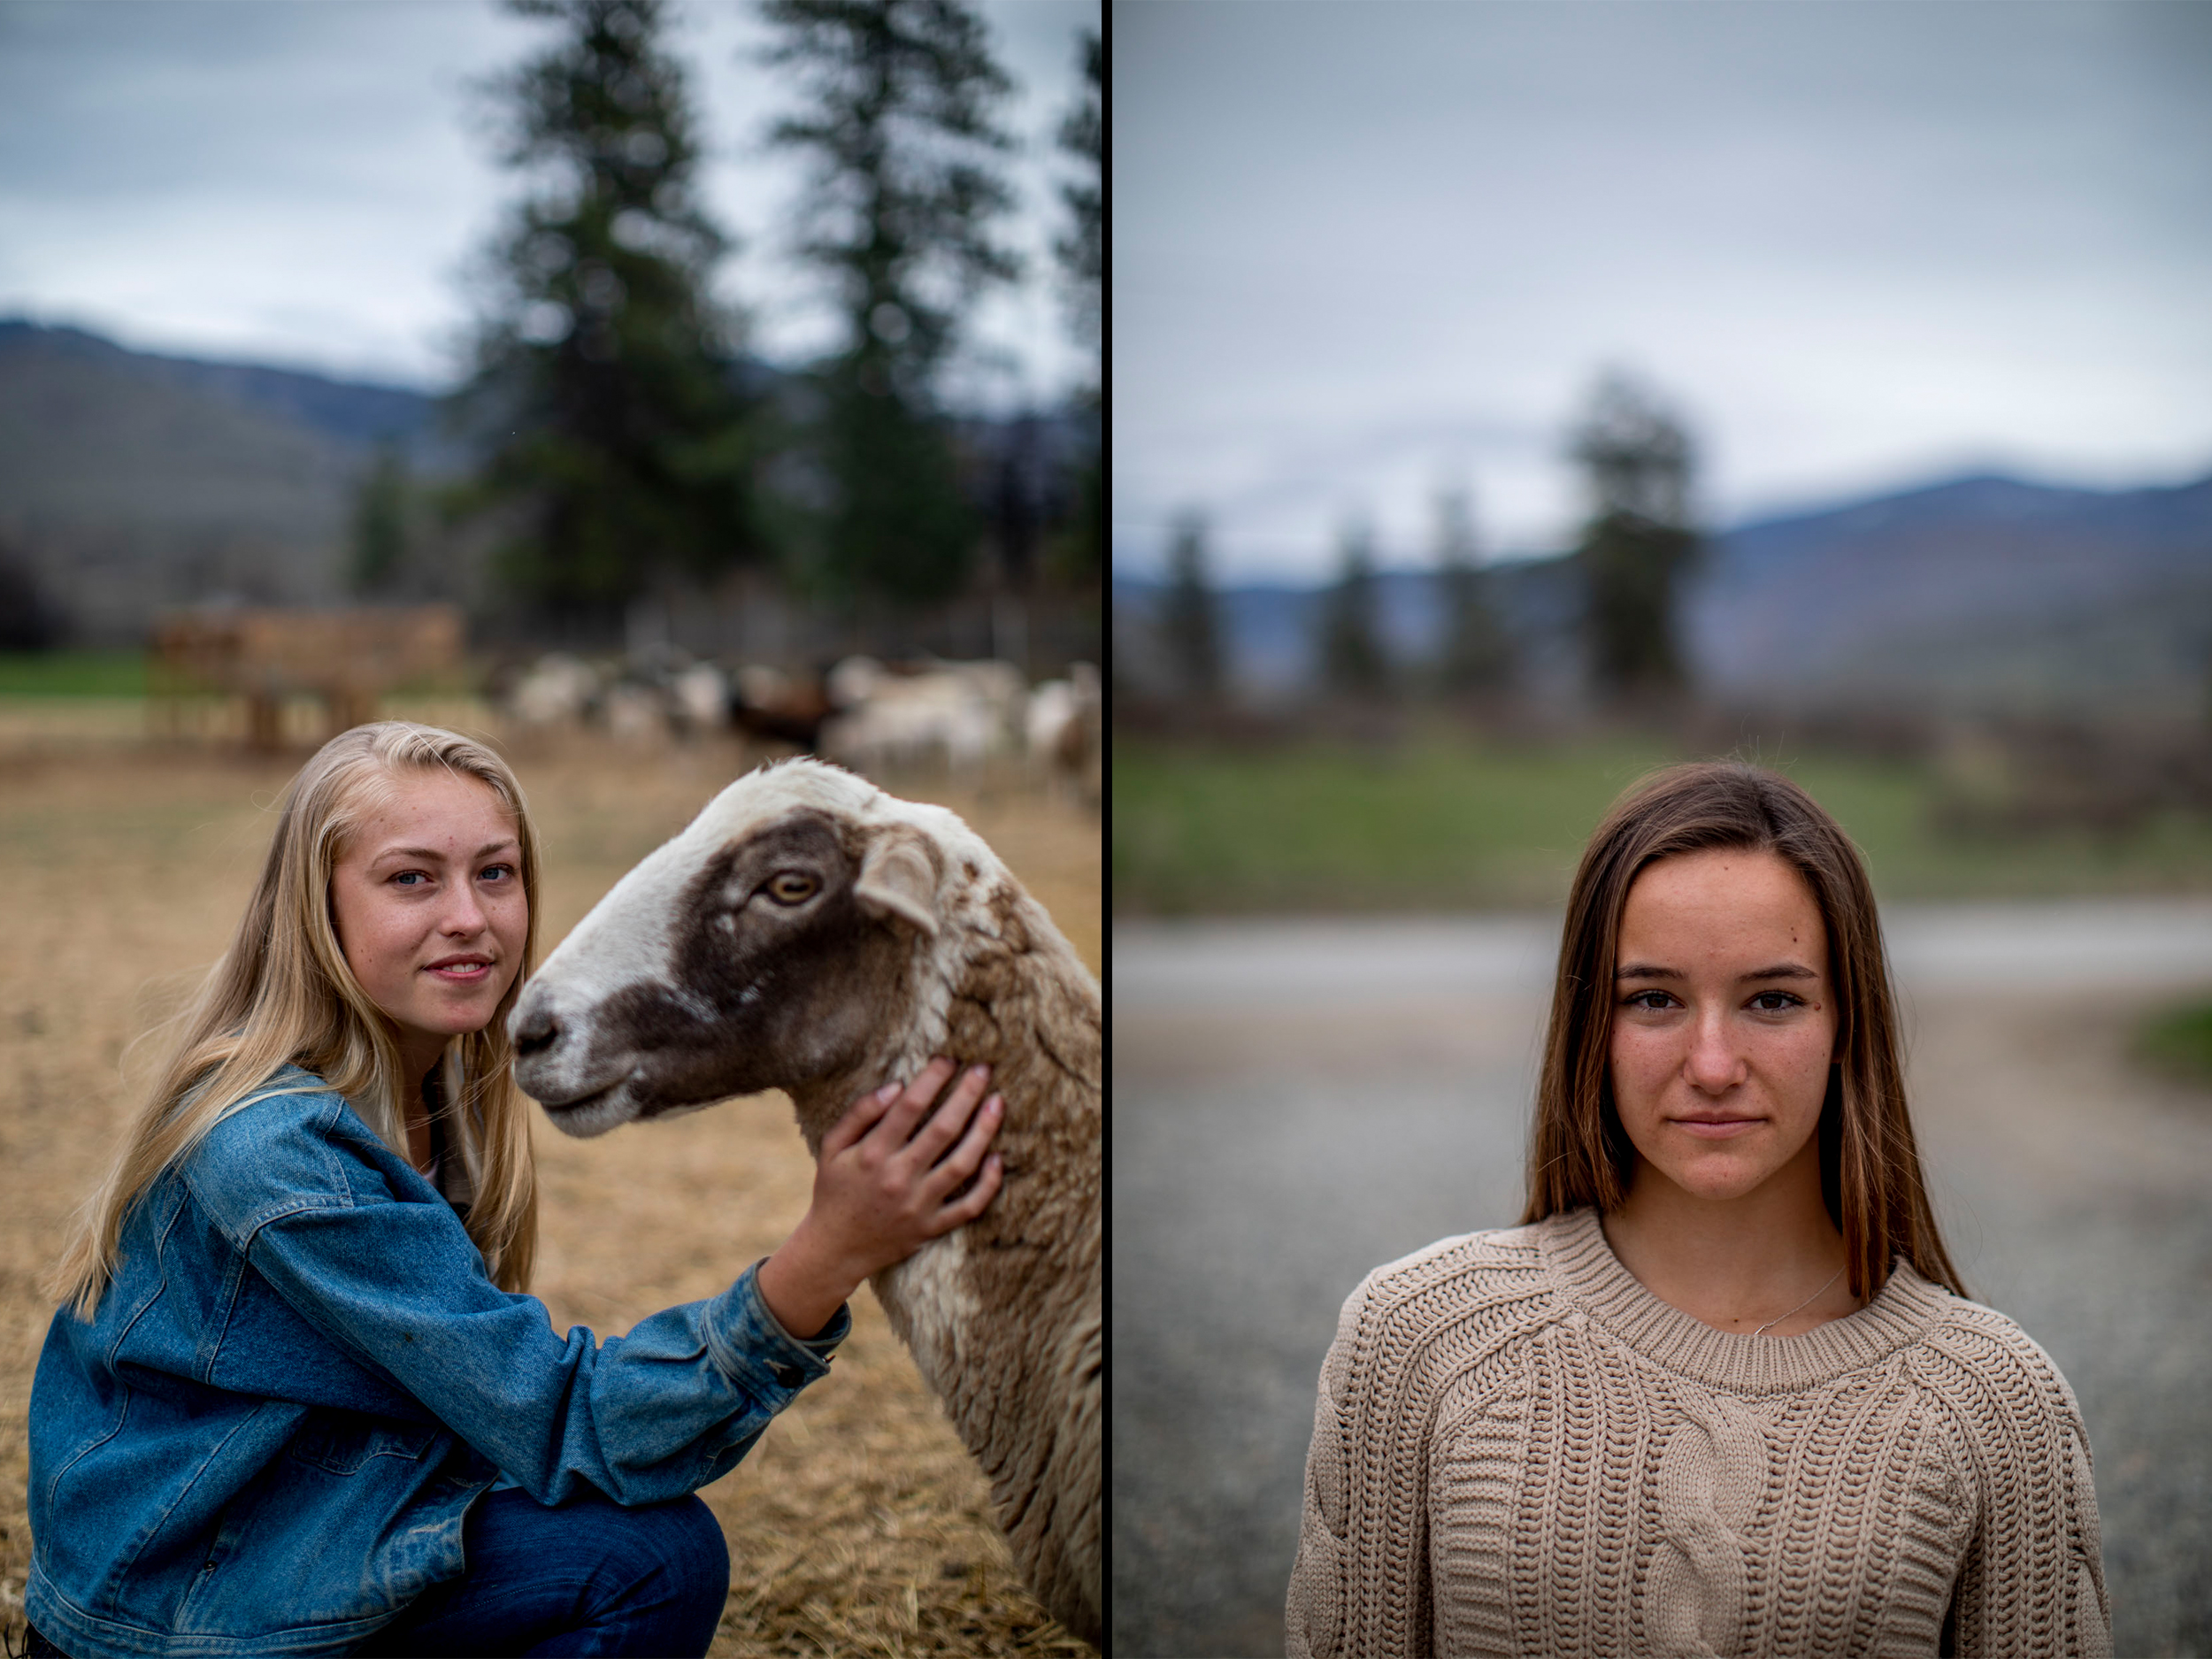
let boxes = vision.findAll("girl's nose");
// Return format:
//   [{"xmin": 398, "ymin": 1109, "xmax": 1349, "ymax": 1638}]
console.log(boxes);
[
  {"xmin": 441, "ymin": 885, "xmax": 489, "ymax": 934},
  {"xmin": 1684, "ymin": 1010, "xmax": 1747, "ymax": 1093}
]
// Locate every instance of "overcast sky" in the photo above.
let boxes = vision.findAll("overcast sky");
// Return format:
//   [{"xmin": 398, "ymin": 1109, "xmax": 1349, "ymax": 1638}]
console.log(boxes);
[
  {"xmin": 0, "ymin": 0, "xmax": 1097, "ymax": 408},
  {"xmin": 1117, "ymin": 0, "xmax": 2212, "ymax": 582}
]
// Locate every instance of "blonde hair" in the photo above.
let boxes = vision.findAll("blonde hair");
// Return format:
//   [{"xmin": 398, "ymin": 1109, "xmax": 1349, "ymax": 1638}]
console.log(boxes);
[{"xmin": 53, "ymin": 722, "xmax": 542, "ymax": 1319}]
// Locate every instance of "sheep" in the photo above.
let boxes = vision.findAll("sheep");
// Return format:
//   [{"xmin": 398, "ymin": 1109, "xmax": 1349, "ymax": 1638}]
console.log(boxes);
[
  {"xmin": 670, "ymin": 661, "xmax": 730, "ymax": 735},
  {"xmin": 733, "ymin": 663, "xmax": 795, "ymax": 713},
  {"xmin": 1025, "ymin": 662, "xmax": 1102, "ymax": 809},
  {"xmin": 1025, "ymin": 678, "xmax": 1079, "ymax": 764},
  {"xmin": 820, "ymin": 668, "xmax": 1004, "ymax": 780},
  {"xmin": 825, "ymin": 653, "xmax": 889, "ymax": 710},
  {"xmin": 730, "ymin": 663, "xmax": 836, "ymax": 751},
  {"xmin": 506, "ymin": 758, "xmax": 1102, "ymax": 1646},
  {"xmin": 925, "ymin": 656, "xmax": 1027, "ymax": 749},
  {"xmin": 509, "ymin": 651, "xmax": 600, "ymax": 727},
  {"xmin": 603, "ymin": 680, "xmax": 670, "ymax": 747}
]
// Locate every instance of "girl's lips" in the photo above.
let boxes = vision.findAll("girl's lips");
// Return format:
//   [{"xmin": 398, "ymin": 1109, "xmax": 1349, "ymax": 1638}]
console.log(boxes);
[
  {"xmin": 426, "ymin": 960, "xmax": 494, "ymax": 981},
  {"xmin": 1672, "ymin": 1117, "xmax": 1763, "ymax": 1139}
]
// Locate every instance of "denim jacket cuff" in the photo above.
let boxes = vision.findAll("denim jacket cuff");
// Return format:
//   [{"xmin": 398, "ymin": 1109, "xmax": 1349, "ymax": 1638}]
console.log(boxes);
[{"xmin": 705, "ymin": 1261, "xmax": 851, "ymax": 1398}]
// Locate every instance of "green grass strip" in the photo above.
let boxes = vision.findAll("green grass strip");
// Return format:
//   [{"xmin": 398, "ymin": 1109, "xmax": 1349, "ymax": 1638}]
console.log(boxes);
[
  {"xmin": 1113, "ymin": 730, "xmax": 2212, "ymax": 914},
  {"xmin": 0, "ymin": 649, "xmax": 149, "ymax": 697},
  {"xmin": 2137, "ymin": 1002, "xmax": 2212, "ymax": 1087}
]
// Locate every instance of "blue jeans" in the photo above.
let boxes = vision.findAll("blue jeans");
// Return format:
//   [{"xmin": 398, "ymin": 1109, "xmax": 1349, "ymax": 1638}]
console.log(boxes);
[{"xmin": 354, "ymin": 1487, "xmax": 730, "ymax": 1657}]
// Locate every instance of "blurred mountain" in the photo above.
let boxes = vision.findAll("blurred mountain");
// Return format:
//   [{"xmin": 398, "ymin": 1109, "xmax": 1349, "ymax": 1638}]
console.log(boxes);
[
  {"xmin": 0, "ymin": 319, "xmax": 442, "ymax": 451},
  {"xmin": 0, "ymin": 319, "xmax": 1093, "ymax": 651},
  {"xmin": 0, "ymin": 319, "xmax": 440, "ymax": 642},
  {"xmin": 1685, "ymin": 472, "xmax": 2212, "ymax": 711},
  {"xmin": 1114, "ymin": 468, "xmax": 2212, "ymax": 715}
]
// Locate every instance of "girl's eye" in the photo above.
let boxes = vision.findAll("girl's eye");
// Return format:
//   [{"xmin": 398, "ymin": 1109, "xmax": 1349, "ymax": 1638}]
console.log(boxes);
[
  {"xmin": 1624, "ymin": 989, "xmax": 1676, "ymax": 1010},
  {"xmin": 480, "ymin": 864, "xmax": 515, "ymax": 883},
  {"xmin": 392, "ymin": 871, "xmax": 429, "ymax": 887},
  {"xmin": 1750, "ymin": 991, "xmax": 1803, "ymax": 1012}
]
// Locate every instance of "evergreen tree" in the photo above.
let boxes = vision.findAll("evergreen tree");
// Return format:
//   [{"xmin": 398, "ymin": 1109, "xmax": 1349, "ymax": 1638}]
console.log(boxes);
[
  {"xmin": 1051, "ymin": 411, "xmax": 1103, "ymax": 590},
  {"xmin": 1161, "ymin": 512, "xmax": 1224, "ymax": 701},
  {"xmin": 1050, "ymin": 27, "xmax": 1102, "ymax": 587},
  {"xmin": 0, "ymin": 538, "xmax": 59, "ymax": 651},
  {"xmin": 1320, "ymin": 521, "xmax": 1391, "ymax": 699},
  {"xmin": 1056, "ymin": 28, "xmax": 1101, "ymax": 361},
  {"xmin": 349, "ymin": 442, "xmax": 411, "ymax": 595},
  {"xmin": 761, "ymin": 0, "xmax": 1019, "ymax": 608},
  {"xmin": 452, "ymin": 0, "xmax": 756, "ymax": 623},
  {"xmin": 1571, "ymin": 372, "xmax": 1700, "ymax": 703},
  {"xmin": 1433, "ymin": 488, "xmax": 1512, "ymax": 699}
]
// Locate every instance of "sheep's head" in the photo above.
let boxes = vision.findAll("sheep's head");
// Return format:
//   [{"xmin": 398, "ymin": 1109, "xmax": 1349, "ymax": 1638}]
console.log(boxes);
[{"xmin": 511, "ymin": 759, "xmax": 970, "ymax": 1140}]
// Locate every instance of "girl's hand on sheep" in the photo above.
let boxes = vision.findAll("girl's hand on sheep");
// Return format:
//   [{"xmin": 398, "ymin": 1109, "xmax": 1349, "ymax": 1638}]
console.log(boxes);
[{"xmin": 757, "ymin": 1057, "xmax": 1005, "ymax": 1341}]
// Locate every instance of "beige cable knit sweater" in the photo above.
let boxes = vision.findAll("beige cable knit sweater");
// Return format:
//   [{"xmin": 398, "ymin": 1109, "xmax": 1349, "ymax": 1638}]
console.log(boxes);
[{"xmin": 1286, "ymin": 1208, "xmax": 2109, "ymax": 1657}]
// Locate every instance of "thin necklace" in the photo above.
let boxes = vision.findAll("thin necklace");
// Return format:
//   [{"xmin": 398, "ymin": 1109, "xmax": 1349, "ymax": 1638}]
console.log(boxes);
[{"xmin": 1749, "ymin": 1266, "xmax": 1845, "ymax": 1338}]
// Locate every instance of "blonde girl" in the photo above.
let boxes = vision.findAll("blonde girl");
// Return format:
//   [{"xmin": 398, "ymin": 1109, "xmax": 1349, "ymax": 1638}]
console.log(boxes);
[{"xmin": 27, "ymin": 723, "xmax": 1001, "ymax": 1657}]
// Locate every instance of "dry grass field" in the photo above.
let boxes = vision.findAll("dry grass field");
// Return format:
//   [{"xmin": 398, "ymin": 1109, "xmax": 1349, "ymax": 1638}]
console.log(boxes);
[{"xmin": 0, "ymin": 718, "xmax": 1100, "ymax": 1656}]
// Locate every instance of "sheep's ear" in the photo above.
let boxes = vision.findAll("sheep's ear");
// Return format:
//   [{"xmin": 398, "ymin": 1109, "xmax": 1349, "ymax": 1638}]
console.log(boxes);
[{"xmin": 855, "ymin": 833, "xmax": 940, "ymax": 937}]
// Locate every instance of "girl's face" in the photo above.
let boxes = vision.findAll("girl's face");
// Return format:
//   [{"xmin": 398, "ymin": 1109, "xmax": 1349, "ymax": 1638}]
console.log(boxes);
[
  {"xmin": 330, "ymin": 769, "xmax": 528, "ymax": 1074},
  {"xmin": 1608, "ymin": 848, "xmax": 1839, "ymax": 1206}
]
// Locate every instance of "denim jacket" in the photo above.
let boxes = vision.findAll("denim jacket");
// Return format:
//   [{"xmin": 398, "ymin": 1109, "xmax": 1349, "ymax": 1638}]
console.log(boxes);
[{"xmin": 27, "ymin": 1067, "xmax": 847, "ymax": 1657}]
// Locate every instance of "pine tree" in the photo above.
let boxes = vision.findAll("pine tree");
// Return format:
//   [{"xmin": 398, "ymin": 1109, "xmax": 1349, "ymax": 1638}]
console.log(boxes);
[
  {"xmin": 1056, "ymin": 28, "xmax": 1101, "ymax": 361},
  {"xmin": 0, "ymin": 538, "xmax": 59, "ymax": 651},
  {"xmin": 761, "ymin": 0, "xmax": 1020, "ymax": 609},
  {"xmin": 452, "ymin": 0, "xmax": 756, "ymax": 624},
  {"xmin": 1161, "ymin": 512, "xmax": 1224, "ymax": 701},
  {"xmin": 1320, "ymin": 521, "xmax": 1391, "ymax": 699},
  {"xmin": 1050, "ymin": 27, "xmax": 1102, "ymax": 588},
  {"xmin": 1571, "ymin": 373, "xmax": 1700, "ymax": 703},
  {"xmin": 1433, "ymin": 488, "xmax": 1512, "ymax": 700},
  {"xmin": 349, "ymin": 443, "xmax": 412, "ymax": 595}
]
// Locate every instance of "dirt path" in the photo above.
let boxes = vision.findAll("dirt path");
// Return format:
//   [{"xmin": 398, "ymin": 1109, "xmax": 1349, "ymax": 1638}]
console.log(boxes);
[{"xmin": 1114, "ymin": 908, "xmax": 2212, "ymax": 1658}]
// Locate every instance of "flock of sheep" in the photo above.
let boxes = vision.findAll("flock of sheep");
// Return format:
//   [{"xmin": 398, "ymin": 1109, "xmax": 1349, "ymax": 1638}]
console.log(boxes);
[{"xmin": 501, "ymin": 648, "xmax": 1102, "ymax": 807}]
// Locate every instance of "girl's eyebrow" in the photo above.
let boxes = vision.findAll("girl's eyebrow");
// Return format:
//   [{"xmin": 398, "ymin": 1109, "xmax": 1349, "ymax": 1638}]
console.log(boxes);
[
  {"xmin": 1615, "ymin": 962, "xmax": 1818, "ymax": 980},
  {"xmin": 373, "ymin": 839, "xmax": 518, "ymax": 864}
]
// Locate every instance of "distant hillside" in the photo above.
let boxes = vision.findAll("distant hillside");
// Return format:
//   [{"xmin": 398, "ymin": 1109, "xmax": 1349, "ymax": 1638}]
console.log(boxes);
[
  {"xmin": 1116, "ymin": 468, "xmax": 2212, "ymax": 715},
  {"xmin": 1685, "ymin": 472, "xmax": 2212, "ymax": 710},
  {"xmin": 0, "ymin": 320, "xmax": 443, "ymax": 451},
  {"xmin": 0, "ymin": 319, "xmax": 1094, "ymax": 652},
  {"xmin": 0, "ymin": 321, "xmax": 425, "ymax": 641}
]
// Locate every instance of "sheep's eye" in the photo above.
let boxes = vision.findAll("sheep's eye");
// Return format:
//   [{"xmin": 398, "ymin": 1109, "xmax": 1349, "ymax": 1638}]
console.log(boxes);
[{"xmin": 765, "ymin": 871, "xmax": 819, "ymax": 905}]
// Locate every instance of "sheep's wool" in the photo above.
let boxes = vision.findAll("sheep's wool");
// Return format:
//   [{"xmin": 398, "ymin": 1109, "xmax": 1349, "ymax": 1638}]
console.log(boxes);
[{"xmin": 1286, "ymin": 1208, "xmax": 2110, "ymax": 1658}]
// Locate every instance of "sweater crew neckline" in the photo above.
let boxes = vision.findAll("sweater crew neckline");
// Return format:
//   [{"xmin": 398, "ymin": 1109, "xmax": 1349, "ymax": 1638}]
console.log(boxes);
[{"xmin": 1538, "ymin": 1206, "xmax": 1953, "ymax": 1394}]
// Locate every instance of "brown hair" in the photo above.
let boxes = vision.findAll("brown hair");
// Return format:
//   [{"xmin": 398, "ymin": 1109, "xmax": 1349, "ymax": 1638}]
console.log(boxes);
[
  {"xmin": 53, "ymin": 722, "xmax": 542, "ymax": 1318},
  {"xmin": 1520, "ymin": 759, "xmax": 1963, "ymax": 1302}
]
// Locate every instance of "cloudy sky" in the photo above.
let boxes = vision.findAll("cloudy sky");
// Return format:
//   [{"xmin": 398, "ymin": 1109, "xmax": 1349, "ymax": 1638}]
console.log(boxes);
[
  {"xmin": 1117, "ymin": 0, "xmax": 2212, "ymax": 582},
  {"xmin": 0, "ymin": 0, "xmax": 1097, "ymax": 407}
]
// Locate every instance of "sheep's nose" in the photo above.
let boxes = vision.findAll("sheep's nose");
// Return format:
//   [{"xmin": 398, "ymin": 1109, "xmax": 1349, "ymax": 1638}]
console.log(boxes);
[{"xmin": 510, "ymin": 1002, "xmax": 561, "ymax": 1057}]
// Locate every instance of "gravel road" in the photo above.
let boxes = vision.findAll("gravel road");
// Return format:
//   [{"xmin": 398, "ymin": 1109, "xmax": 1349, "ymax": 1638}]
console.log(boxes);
[{"xmin": 1113, "ymin": 901, "xmax": 2212, "ymax": 1657}]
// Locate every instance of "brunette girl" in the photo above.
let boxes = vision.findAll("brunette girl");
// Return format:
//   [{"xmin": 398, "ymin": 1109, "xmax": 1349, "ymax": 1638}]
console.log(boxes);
[
  {"xmin": 1288, "ymin": 760, "xmax": 2108, "ymax": 1657},
  {"xmin": 26, "ymin": 723, "xmax": 1002, "ymax": 1657}
]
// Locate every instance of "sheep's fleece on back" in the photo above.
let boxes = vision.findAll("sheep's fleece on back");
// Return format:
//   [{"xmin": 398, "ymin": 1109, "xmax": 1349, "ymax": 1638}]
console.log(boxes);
[{"xmin": 510, "ymin": 758, "xmax": 1102, "ymax": 1646}]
